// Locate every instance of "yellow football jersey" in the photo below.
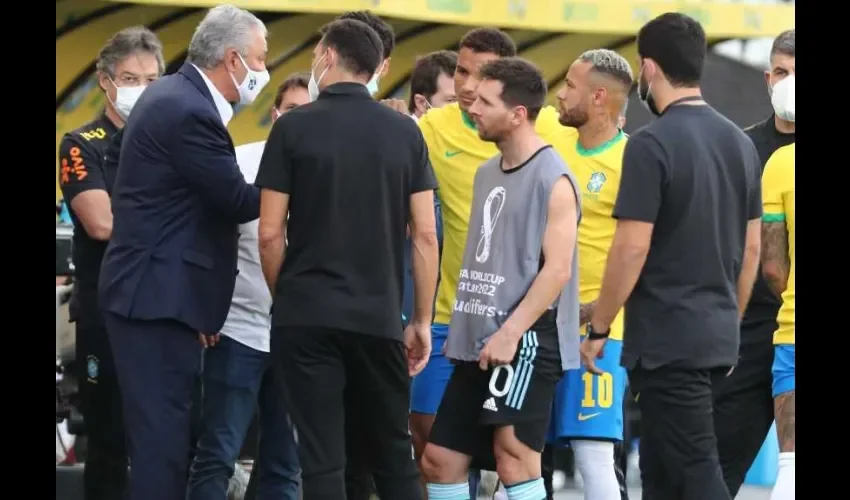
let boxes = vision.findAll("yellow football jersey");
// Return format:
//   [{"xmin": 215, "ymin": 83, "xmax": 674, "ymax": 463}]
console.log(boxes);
[
  {"xmin": 418, "ymin": 103, "xmax": 571, "ymax": 325},
  {"xmin": 762, "ymin": 143, "xmax": 795, "ymax": 345},
  {"xmin": 551, "ymin": 129, "xmax": 627, "ymax": 341}
]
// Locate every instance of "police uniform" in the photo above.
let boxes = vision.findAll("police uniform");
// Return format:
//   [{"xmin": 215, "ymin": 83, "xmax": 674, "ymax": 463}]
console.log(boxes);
[{"xmin": 58, "ymin": 114, "xmax": 128, "ymax": 499}]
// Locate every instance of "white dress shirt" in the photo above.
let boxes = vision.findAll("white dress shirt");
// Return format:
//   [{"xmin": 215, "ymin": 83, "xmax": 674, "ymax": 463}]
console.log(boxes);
[
  {"xmin": 192, "ymin": 64, "xmax": 234, "ymax": 126},
  {"xmin": 220, "ymin": 141, "xmax": 271, "ymax": 352}
]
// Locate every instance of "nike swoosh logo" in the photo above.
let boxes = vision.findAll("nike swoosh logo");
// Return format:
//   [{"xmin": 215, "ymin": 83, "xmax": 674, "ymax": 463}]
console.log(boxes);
[
  {"xmin": 577, "ymin": 412, "xmax": 602, "ymax": 422},
  {"xmin": 445, "ymin": 150, "xmax": 462, "ymax": 158}
]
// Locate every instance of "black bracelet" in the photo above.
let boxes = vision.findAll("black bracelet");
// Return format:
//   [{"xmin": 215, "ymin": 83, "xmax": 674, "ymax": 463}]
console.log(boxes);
[{"xmin": 586, "ymin": 323, "xmax": 610, "ymax": 340}]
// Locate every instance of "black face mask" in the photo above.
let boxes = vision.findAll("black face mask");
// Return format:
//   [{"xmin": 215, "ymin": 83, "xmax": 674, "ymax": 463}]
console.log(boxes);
[{"xmin": 637, "ymin": 65, "xmax": 660, "ymax": 117}]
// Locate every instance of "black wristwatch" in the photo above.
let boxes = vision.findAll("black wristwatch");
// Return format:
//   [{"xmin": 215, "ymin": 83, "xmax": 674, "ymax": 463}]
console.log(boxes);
[{"xmin": 586, "ymin": 323, "xmax": 610, "ymax": 340}]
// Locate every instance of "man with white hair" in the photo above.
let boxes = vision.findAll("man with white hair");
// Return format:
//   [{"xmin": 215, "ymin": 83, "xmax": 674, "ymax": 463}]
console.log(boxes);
[{"xmin": 97, "ymin": 5, "xmax": 268, "ymax": 500}]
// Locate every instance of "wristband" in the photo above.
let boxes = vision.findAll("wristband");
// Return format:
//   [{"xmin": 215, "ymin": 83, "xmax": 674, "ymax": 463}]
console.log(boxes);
[{"xmin": 586, "ymin": 323, "xmax": 610, "ymax": 340}]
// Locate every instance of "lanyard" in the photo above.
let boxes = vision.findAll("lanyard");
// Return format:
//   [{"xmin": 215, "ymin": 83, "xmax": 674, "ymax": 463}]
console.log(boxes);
[{"xmin": 661, "ymin": 95, "xmax": 705, "ymax": 116}]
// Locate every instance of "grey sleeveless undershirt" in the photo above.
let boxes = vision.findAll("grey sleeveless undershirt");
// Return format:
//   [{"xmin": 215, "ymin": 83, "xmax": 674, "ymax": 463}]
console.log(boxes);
[{"xmin": 445, "ymin": 146, "xmax": 582, "ymax": 371}]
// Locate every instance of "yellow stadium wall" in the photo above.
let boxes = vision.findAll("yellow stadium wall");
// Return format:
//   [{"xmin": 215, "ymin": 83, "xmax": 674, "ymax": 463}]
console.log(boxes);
[{"xmin": 56, "ymin": 0, "xmax": 793, "ymax": 206}]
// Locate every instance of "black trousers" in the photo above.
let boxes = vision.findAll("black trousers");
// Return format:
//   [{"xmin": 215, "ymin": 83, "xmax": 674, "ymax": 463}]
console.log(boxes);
[
  {"xmin": 344, "ymin": 389, "xmax": 377, "ymax": 500},
  {"xmin": 628, "ymin": 364, "xmax": 731, "ymax": 500},
  {"xmin": 714, "ymin": 322, "xmax": 776, "ymax": 497},
  {"xmin": 76, "ymin": 323, "xmax": 128, "ymax": 500},
  {"xmin": 273, "ymin": 326, "xmax": 421, "ymax": 500}
]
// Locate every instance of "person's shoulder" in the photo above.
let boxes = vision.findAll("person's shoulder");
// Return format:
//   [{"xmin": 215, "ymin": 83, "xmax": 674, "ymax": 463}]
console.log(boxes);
[
  {"xmin": 535, "ymin": 145, "xmax": 568, "ymax": 169},
  {"xmin": 626, "ymin": 126, "xmax": 663, "ymax": 150},
  {"xmin": 64, "ymin": 117, "xmax": 111, "ymax": 148},
  {"xmin": 270, "ymin": 102, "xmax": 316, "ymax": 131},
  {"xmin": 547, "ymin": 122, "xmax": 579, "ymax": 152},
  {"xmin": 139, "ymin": 72, "xmax": 210, "ymax": 120},
  {"xmin": 742, "ymin": 115, "xmax": 773, "ymax": 140},
  {"xmin": 695, "ymin": 106, "xmax": 749, "ymax": 139},
  {"xmin": 765, "ymin": 143, "xmax": 795, "ymax": 174},
  {"xmin": 418, "ymin": 102, "xmax": 461, "ymax": 131},
  {"xmin": 477, "ymin": 153, "xmax": 501, "ymax": 174},
  {"xmin": 375, "ymin": 102, "xmax": 423, "ymax": 134}
]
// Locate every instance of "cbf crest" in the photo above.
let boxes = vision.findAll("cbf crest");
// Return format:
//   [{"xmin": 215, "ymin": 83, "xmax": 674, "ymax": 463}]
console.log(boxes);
[
  {"xmin": 587, "ymin": 172, "xmax": 607, "ymax": 193},
  {"xmin": 86, "ymin": 355, "xmax": 99, "ymax": 382}
]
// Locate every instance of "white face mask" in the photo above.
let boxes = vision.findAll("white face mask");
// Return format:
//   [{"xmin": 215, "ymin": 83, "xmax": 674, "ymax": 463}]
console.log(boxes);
[
  {"xmin": 770, "ymin": 74, "xmax": 795, "ymax": 122},
  {"xmin": 230, "ymin": 52, "xmax": 270, "ymax": 105},
  {"xmin": 308, "ymin": 54, "xmax": 330, "ymax": 102},
  {"xmin": 108, "ymin": 78, "xmax": 146, "ymax": 121},
  {"xmin": 366, "ymin": 61, "xmax": 387, "ymax": 96}
]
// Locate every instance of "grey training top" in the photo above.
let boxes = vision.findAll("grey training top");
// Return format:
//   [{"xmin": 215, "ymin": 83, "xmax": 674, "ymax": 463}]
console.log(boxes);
[{"xmin": 445, "ymin": 146, "xmax": 582, "ymax": 371}]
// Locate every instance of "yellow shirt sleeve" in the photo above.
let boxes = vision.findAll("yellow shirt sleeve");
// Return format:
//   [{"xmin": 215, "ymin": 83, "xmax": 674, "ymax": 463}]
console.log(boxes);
[{"xmin": 761, "ymin": 146, "xmax": 792, "ymax": 222}]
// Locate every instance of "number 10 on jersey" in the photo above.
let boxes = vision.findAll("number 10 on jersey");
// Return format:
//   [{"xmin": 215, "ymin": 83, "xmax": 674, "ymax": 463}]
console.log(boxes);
[{"xmin": 581, "ymin": 371, "xmax": 613, "ymax": 408}]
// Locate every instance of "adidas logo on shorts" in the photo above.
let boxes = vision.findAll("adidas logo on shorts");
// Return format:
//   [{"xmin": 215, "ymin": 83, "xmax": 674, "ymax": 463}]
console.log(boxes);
[{"xmin": 483, "ymin": 397, "xmax": 498, "ymax": 412}]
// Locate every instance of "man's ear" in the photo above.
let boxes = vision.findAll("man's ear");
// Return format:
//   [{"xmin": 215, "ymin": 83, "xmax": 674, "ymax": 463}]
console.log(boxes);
[
  {"xmin": 413, "ymin": 93, "xmax": 427, "ymax": 115},
  {"xmin": 764, "ymin": 70, "xmax": 771, "ymax": 88},
  {"xmin": 97, "ymin": 71, "xmax": 111, "ymax": 93},
  {"xmin": 512, "ymin": 106, "xmax": 528, "ymax": 126},
  {"xmin": 381, "ymin": 58, "xmax": 391, "ymax": 78}
]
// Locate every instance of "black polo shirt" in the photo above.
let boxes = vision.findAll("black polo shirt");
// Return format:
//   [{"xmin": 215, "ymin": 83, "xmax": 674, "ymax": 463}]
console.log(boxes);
[
  {"xmin": 613, "ymin": 104, "xmax": 762, "ymax": 371},
  {"xmin": 57, "ymin": 114, "xmax": 120, "ymax": 327},
  {"xmin": 740, "ymin": 115, "xmax": 795, "ymax": 340},
  {"xmin": 255, "ymin": 82, "xmax": 437, "ymax": 341}
]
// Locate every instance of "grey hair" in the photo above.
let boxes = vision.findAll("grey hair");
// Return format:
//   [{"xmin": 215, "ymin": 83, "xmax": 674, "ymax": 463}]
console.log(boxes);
[
  {"xmin": 96, "ymin": 26, "xmax": 165, "ymax": 78},
  {"xmin": 578, "ymin": 49, "xmax": 634, "ymax": 89},
  {"xmin": 770, "ymin": 29, "xmax": 795, "ymax": 61},
  {"xmin": 187, "ymin": 4, "xmax": 267, "ymax": 69}
]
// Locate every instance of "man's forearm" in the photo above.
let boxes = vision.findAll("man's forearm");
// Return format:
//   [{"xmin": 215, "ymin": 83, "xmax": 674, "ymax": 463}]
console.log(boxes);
[
  {"xmin": 410, "ymin": 231, "xmax": 439, "ymax": 324},
  {"xmin": 761, "ymin": 221, "xmax": 788, "ymax": 300},
  {"xmin": 737, "ymin": 248, "xmax": 761, "ymax": 318},
  {"xmin": 259, "ymin": 235, "xmax": 285, "ymax": 294},
  {"xmin": 501, "ymin": 263, "xmax": 571, "ymax": 341},
  {"xmin": 591, "ymin": 244, "xmax": 647, "ymax": 331},
  {"xmin": 763, "ymin": 265, "xmax": 789, "ymax": 299}
]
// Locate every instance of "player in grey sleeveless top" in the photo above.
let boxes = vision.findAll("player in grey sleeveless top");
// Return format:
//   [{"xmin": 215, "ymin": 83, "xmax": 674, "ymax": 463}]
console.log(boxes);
[
  {"xmin": 422, "ymin": 57, "xmax": 581, "ymax": 500},
  {"xmin": 444, "ymin": 144, "xmax": 582, "ymax": 371}
]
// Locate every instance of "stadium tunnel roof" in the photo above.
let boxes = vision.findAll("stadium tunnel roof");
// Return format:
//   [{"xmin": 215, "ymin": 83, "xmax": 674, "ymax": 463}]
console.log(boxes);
[{"xmin": 55, "ymin": 0, "xmax": 792, "ymax": 203}]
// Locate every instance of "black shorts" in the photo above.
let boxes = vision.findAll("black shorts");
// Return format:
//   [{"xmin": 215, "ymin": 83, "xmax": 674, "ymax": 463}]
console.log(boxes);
[{"xmin": 428, "ymin": 317, "xmax": 563, "ymax": 471}]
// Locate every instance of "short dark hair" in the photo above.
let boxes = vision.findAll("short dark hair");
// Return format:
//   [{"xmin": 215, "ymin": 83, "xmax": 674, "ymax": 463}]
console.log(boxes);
[
  {"xmin": 459, "ymin": 28, "xmax": 516, "ymax": 57},
  {"xmin": 408, "ymin": 50, "xmax": 458, "ymax": 113},
  {"xmin": 318, "ymin": 19, "xmax": 384, "ymax": 78},
  {"xmin": 274, "ymin": 72, "xmax": 309, "ymax": 108},
  {"xmin": 96, "ymin": 26, "xmax": 165, "ymax": 78},
  {"xmin": 337, "ymin": 10, "xmax": 395, "ymax": 60},
  {"xmin": 637, "ymin": 12, "xmax": 706, "ymax": 87},
  {"xmin": 479, "ymin": 57, "xmax": 546, "ymax": 120},
  {"xmin": 770, "ymin": 29, "xmax": 795, "ymax": 60}
]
